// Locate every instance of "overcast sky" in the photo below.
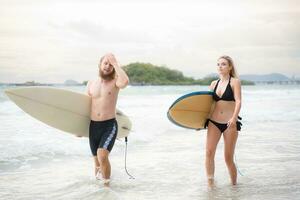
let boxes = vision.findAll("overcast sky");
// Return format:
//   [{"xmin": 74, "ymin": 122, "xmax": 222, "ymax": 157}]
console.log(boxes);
[{"xmin": 0, "ymin": 0, "xmax": 299, "ymax": 83}]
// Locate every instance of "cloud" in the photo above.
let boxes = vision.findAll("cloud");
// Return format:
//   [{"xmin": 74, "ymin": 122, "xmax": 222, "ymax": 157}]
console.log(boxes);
[{"xmin": 0, "ymin": 0, "xmax": 299, "ymax": 82}]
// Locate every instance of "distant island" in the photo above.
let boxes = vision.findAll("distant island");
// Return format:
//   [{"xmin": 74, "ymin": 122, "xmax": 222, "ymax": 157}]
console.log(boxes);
[
  {"xmin": 240, "ymin": 73, "xmax": 292, "ymax": 84},
  {"xmin": 122, "ymin": 62, "xmax": 254, "ymax": 85},
  {"xmin": 2, "ymin": 62, "xmax": 300, "ymax": 86},
  {"xmin": 64, "ymin": 79, "xmax": 81, "ymax": 86},
  {"xmin": 1, "ymin": 80, "xmax": 82, "ymax": 87},
  {"xmin": 2, "ymin": 81, "xmax": 53, "ymax": 86}
]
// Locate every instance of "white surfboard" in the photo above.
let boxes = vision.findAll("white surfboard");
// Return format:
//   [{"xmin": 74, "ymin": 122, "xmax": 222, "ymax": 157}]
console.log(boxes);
[{"xmin": 5, "ymin": 87, "xmax": 131, "ymax": 138}]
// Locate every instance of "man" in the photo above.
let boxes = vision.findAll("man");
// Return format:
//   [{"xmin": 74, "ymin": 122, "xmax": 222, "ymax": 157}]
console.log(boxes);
[{"xmin": 86, "ymin": 53, "xmax": 129, "ymax": 186}]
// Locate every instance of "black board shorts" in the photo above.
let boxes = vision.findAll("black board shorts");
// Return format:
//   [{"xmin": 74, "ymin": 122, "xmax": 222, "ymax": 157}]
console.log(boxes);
[{"xmin": 89, "ymin": 118, "xmax": 118, "ymax": 156}]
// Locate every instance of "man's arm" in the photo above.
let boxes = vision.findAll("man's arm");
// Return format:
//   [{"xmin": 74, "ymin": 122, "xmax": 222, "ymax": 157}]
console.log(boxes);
[
  {"xmin": 107, "ymin": 54, "xmax": 129, "ymax": 89},
  {"xmin": 86, "ymin": 80, "xmax": 92, "ymax": 96}
]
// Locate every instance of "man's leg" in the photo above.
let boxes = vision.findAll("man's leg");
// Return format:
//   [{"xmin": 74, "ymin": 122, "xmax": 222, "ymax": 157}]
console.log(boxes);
[
  {"xmin": 97, "ymin": 119, "xmax": 117, "ymax": 186},
  {"xmin": 97, "ymin": 148, "xmax": 111, "ymax": 186},
  {"xmin": 93, "ymin": 156, "xmax": 101, "ymax": 178}
]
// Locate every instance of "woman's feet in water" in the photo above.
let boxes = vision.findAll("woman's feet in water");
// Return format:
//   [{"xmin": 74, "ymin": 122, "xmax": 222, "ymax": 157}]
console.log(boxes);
[
  {"xmin": 207, "ymin": 176, "xmax": 238, "ymax": 189},
  {"xmin": 207, "ymin": 176, "xmax": 215, "ymax": 189}
]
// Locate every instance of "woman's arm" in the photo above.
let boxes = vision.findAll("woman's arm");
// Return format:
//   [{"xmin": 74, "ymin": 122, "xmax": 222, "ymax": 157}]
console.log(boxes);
[
  {"xmin": 209, "ymin": 80, "xmax": 216, "ymax": 91},
  {"xmin": 208, "ymin": 80, "xmax": 216, "ymax": 118},
  {"xmin": 231, "ymin": 78, "xmax": 242, "ymax": 120}
]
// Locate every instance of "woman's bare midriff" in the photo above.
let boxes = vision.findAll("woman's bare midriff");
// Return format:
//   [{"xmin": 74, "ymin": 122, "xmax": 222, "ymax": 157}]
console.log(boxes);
[{"xmin": 210, "ymin": 101, "xmax": 235, "ymax": 123}]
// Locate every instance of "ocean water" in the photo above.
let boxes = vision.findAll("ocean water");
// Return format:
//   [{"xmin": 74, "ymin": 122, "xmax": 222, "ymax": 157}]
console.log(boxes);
[{"xmin": 0, "ymin": 85, "xmax": 299, "ymax": 200}]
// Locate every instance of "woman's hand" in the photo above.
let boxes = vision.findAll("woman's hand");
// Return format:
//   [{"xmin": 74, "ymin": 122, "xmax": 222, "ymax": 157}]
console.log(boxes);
[{"xmin": 227, "ymin": 117, "xmax": 237, "ymax": 128}]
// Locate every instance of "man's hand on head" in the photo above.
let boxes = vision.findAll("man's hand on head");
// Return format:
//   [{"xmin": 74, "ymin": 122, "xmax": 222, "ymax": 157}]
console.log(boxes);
[{"xmin": 106, "ymin": 53, "xmax": 118, "ymax": 68}]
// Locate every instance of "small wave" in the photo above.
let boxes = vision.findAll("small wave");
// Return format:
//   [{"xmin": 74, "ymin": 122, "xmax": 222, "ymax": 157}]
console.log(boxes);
[
  {"xmin": 0, "ymin": 151, "xmax": 86, "ymax": 173},
  {"xmin": 47, "ymin": 177, "xmax": 122, "ymax": 200}
]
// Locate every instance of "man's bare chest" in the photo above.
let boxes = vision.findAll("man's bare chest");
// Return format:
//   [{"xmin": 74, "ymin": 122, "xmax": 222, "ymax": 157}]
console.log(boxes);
[{"xmin": 90, "ymin": 80, "xmax": 117, "ymax": 99}]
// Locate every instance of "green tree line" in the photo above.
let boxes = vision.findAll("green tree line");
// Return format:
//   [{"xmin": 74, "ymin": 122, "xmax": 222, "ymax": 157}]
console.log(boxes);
[
  {"xmin": 122, "ymin": 62, "xmax": 254, "ymax": 85},
  {"xmin": 83, "ymin": 62, "xmax": 254, "ymax": 85}
]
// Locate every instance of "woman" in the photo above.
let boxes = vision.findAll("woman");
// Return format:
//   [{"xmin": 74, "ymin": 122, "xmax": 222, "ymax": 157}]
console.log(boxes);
[{"xmin": 204, "ymin": 55, "xmax": 242, "ymax": 187}]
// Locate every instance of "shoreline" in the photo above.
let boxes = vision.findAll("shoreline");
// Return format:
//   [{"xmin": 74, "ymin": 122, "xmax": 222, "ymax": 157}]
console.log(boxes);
[{"xmin": 2, "ymin": 82, "xmax": 300, "ymax": 86}]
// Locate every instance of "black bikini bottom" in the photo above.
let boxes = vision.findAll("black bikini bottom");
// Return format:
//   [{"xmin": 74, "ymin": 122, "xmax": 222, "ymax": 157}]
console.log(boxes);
[{"xmin": 204, "ymin": 117, "xmax": 242, "ymax": 133}]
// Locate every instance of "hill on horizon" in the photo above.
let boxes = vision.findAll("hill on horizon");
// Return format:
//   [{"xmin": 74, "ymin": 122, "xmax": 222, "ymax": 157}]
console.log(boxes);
[
  {"xmin": 123, "ymin": 62, "xmax": 254, "ymax": 85},
  {"xmin": 240, "ymin": 73, "xmax": 290, "ymax": 82}
]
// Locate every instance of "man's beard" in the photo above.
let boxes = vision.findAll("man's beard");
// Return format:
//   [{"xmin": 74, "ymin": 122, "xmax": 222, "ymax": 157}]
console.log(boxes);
[{"xmin": 99, "ymin": 68, "xmax": 116, "ymax": 81}]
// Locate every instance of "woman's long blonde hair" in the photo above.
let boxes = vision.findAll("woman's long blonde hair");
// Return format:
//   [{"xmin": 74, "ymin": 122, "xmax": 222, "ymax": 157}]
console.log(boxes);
[{"xmin": 218, "ymin": 55, "xmax": 238, "ymax": 78}]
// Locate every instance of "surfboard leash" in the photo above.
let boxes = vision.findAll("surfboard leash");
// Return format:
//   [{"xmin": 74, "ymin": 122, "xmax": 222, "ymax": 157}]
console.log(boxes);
[
  {"xmin": 234, "ymin": 153, "xmax": 244, "ymax": 176},
  {"xmin": 124, "ymin": 137, "xmax": 135, "ymax": 179}
]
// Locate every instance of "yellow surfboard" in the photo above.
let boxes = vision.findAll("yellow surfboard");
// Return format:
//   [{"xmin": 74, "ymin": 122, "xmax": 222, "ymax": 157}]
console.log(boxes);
[{"xmin": 167, "ymin": 91, "xmax": 214, "ymax": 130}]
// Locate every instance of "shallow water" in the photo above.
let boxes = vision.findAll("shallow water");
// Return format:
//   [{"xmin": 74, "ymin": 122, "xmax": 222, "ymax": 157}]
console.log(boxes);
[{"xmin": 0, "ymin": 85, "xmax": 300, "ymax": 199}]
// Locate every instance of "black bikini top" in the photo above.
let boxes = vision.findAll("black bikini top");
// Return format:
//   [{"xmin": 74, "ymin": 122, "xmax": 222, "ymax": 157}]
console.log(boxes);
[{"xmin": 213, "ymin": 77, "xmax": 235, "ymax": 102}]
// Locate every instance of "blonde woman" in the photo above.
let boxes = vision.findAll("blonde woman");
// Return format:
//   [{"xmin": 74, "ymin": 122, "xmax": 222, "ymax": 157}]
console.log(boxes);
[{"xmin": 204, "ymin": 55, "xmax": 242, "ymax": 187}]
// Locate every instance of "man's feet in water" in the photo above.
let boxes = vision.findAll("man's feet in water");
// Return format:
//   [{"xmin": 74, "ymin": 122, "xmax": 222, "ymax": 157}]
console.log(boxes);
[
  {"xmin": 103, "ymin": 179, "xmax": 110, "ymax": 187},
  {"xmin": 95, "ymin": 167, "xmax": 102, "ymax": 180},
  {"xmin": 95, "ymin": 167, "xmax": 111, "ymax": 186},
  {"xmin": 96, "ymin": 172, "xmax": 102, "ymax": 180}
]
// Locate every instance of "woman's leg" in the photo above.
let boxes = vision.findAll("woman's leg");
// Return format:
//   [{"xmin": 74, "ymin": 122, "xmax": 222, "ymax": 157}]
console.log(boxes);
[
  {"xmin": 206, "ymin": 121, "xmax": 222, "ymax": 186},
  {"xmin": 223, "ymin": 124, "xmax": 238, "ymax": 185}
]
